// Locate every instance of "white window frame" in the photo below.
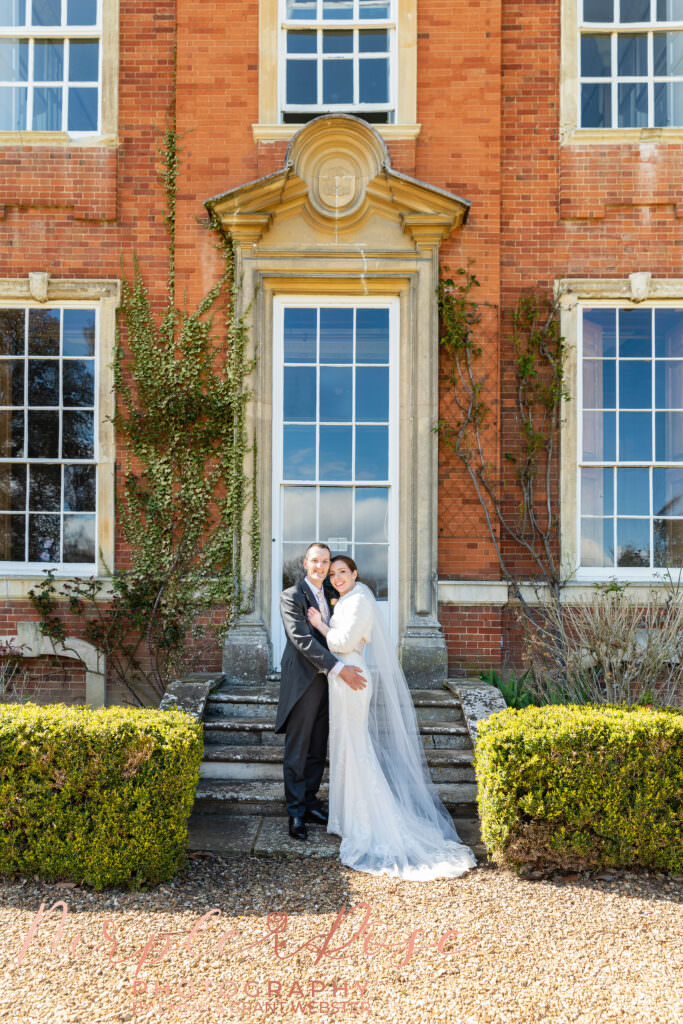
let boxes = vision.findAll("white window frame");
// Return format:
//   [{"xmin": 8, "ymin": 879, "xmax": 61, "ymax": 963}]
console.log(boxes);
[
  {"xmin": 559, "ymin": 278, "xmax": 683, "ymax": 582},
  {"xmin": 270, "ymin": 294, "xmax": 399, "ymax": 662},
  {"xmin": 578, "ymin": 1, "xmax": 683, "ymax": 130},
  {"xmin": 0, "ymin": 0, "xmax": 118, "ymax": 141},
  {"xmin": 278, "ymin": 0, "xmax": 397, "ymax": 124},
  {"xmin": 0, "ymin": 278, "xmax": 117, "ymax": 592}
]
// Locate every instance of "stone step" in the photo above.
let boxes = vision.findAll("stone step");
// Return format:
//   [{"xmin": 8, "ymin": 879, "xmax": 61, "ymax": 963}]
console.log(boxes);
[
  {"xmin": 206, "ymin": 687, "xmax": 465, "ymax": 724},
  {"xmin": 193, "ymin": 779, "xmax": 478, "ymax": 817}
]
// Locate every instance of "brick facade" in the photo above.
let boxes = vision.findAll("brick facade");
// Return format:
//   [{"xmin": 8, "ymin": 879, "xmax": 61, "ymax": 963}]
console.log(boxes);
[{"xmin": 1, "ymin": 2, "xmax": 681, "ymax": 698}]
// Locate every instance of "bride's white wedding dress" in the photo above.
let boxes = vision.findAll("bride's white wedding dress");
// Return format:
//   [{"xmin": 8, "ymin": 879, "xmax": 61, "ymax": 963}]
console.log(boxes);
[{"xmin": 325, "ymin": 582, "xmax": 477, "ymax": 880}]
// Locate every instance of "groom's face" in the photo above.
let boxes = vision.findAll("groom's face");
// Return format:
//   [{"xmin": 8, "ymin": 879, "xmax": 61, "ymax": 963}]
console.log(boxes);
[{"xmin": 303, "ymin": 545, "xmax": 330, "ymax": 588}]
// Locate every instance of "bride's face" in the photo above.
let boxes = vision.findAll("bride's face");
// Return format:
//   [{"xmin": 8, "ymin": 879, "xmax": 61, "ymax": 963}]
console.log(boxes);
[{"xmin": 329, "ymin": 561, "xmax": 357, "ymax": 595}]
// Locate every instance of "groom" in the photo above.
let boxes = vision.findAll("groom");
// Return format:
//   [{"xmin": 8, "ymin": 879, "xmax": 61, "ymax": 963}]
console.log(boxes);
[{"xmin": 275, "ymin": 541, "xmax": 366, "ymax": 841}]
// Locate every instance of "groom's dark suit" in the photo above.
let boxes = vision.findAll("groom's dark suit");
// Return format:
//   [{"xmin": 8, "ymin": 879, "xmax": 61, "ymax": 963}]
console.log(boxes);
[{"xmin": 276, "ymin": 578, "xmax": 338, "ymax": 820}]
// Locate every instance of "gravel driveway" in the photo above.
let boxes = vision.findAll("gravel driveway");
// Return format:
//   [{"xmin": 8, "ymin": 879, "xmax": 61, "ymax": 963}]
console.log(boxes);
[{"xmin": 0, "ymin": 854, "xmax": 681, "ymax": 1024}]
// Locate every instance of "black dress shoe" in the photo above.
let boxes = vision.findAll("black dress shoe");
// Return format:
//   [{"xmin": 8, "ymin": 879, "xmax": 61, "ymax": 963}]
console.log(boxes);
[
  {"xmin": 288, "ymin": 816, "xmax": 308, "ymax": 840},
  {"xmin": 303, "ymin": 805, "xmax": 329, "ymax": 825}
]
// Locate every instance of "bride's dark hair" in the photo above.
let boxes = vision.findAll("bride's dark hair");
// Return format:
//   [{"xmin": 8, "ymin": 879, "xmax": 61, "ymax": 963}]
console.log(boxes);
[{"xmin": 330, "ymin": 554, "xmax": 357, "ymax": 573}]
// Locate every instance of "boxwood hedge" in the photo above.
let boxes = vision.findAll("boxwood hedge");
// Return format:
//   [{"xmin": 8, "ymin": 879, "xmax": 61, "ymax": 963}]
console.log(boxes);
[
  {"xmin": 475, "ymin": 704, "xmax": 683, "ymax": 873},
  {"xmin": 0, "ymin": 703, "xmax": 203, "ymax": 889}
]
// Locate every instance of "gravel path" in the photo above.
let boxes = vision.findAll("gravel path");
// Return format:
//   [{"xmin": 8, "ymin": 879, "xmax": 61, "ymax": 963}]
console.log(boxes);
[{"xmin": 0, "ymin": 854, "xmax": 681, "ymax": 1024}]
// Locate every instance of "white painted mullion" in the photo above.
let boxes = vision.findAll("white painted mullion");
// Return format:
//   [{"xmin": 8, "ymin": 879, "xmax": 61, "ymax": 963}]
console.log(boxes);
[
  {"xmin": 612, "ymin": 31, "xmax": 619, "ymax": 127},
  {"xmin": 317, "ymin": 27, "xmax": 322, "ymax": 104},
  {"xmin": 648, "ymin": 29, "xmax": 654, "ymax": 125}
]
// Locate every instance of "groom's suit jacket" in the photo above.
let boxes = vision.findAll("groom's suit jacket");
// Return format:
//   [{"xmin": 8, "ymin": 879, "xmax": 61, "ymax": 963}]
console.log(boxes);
[{"xmin": 275, "ymin": 578, "xmax": 338, "ymax": 734}]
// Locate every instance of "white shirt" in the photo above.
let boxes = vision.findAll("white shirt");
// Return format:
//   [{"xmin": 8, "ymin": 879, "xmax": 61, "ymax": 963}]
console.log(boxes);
[{"xmin": 304, "ymin": 577, "xmax": 343, "ymax": 679}]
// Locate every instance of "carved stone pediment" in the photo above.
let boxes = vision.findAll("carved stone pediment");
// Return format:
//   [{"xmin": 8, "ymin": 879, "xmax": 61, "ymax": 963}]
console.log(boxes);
[{"xmin": 205, "ymin": 115, "xmax": 469, "ymax": 252}]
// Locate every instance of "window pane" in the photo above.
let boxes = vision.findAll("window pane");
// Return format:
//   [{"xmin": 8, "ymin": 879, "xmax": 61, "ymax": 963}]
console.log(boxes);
[
  {"xmin": 33, "ymin": 85, "xmax": 62, "ymax": 130},
  {"xmin": 323, "ymin": 58, "xmax": 353, "ymax": 103},
  {"xmin": 617, "ymin": 466, "xmax": 650, "ymax": 515},
  {"xmin": 581, "ymin": 517, "xmax": 614, "ymax": 566},
  {"xmin": 29, "ymin": 462, "xmax": 60, "ymax": 510},
  {"xmin": 63, "ymin": 309, "xmax": 95, "ymax": 356},
  {"xmin": 28, "ymin": 409, "xmax": 58, "ymax": 457},
  {"xmin": 0, "ymin": 360, "xmax": 25, "ymax": 406},
  {"xmin": 359, "ymin": 58, "xmax": 388, "ymax": 103},
  {"xmin": 319, "ymin": 485, "xmax": 352, "ymax": 544},
  {"xmin": 581, "ymin": 466, "xmax": 614, "ymax": 515},
  {"xmin": 654, "ymin": 32, "xmax": 683, "ymax": 75},
  {"xmin": 655, "ymin": 309, "xmax": 683, "ymax": 358},
  {"xmin": 0, "ymin": 515, "xmax": 25, "ymax": 560},
  {"xmin": 287, "ymin": 31, "xmax": 317, "ymax": 54},
  {"xmin": 655, "ymin": 361, "xmax": 683, "ymax": 408},
  {"xmin": 319, "ymin": 366, "xmax": 352, "ymax": 421},
  {"xmin": 657, "ymin": 0, "xmax": 683, "ymax": 19},
  {"xmin": 28, "ymin": 512, "xmax": 59, "ymax": 562},
  {"xmin": 282, "ymin": 485, "xmax": 316, "ymax": 540},
  {"xmin": 34, "ymin": 39, "xmax": 63, "ymax": 80},
  {"xmin": 618, "ymin": 82, "xmax": 648, "ymax": 128},
  {"xmin": 582, "ymin": 82, "xmax": 612, "ymax": 126},
  {"xmin": 28, "ymin": 308, "xmax": 59, "ymax": 355},
  {"xmin": 654, "ymin": 518, "xmax": 683, "ymax": 567},
  {"xmin": 62, "ymin": 359, "xmax": 94, "ymax": 406},
  {"xmin": 282, "ymin": 542, "xmax": 308, "ymax": 588},
  {"xmin": 359, "ymin": 30, "xmax": 388, "ymax": 52},
  {"xmin": 67, "ymin": 86, "xmax": 97, "ymax": 130},
  {"xmin": 28, "ymin": 360, "xmax": 59, "ymax": 406},
  {"xmin": 619, "ymin": 309, "xmax": 651, "ymax": 357},
  {"xmin": 653, "ymin": 467, "xmax": 683, "ymax": 515},
  {"xmin": 323, "ymin": 0, "xmax": 353, "ymax": 19},
  {"xmin": 320, "ymin": 308, "xmax": 353, "ymax": 362},
  {"xmin": 356, "ymin": 308, "xmax": 389, "ymax": 362},
  {"xmin": 617, "ymin": 518, "xmax": 650, "ymax": 566},
  {"xmin": 583, "ymin": 410, "xmax": 616, "ymax": 461},
  {"xmin": 69, "ymin": 40, "xmax": 98, "ymax": 81},
  {"xmin": 656, "ymin": 410, "xmax": 683, "ymax": 459},
  {"xmin": 0, "ymin": 1, "xmax": 27, "ymax": 27},
  {"xmin": 619, "ymin": 359, "xmax": 651, "ymax": 408},
  {"xmin": 0, "ymin": 311, "xmax": 24, "ymax": 357},
  {"xmin": 31, "ymin": 0, "xmax": 60, "ymax": 26},
  {"xmin": 323, "ymin": 30, "xmax": 352, "ymax": 52},
  {"xmin": 284, "ymin": 366, "xmax": 316, "ymax": 421},
  {"xmin": 283, "ymin": 424, "xmax": 315, "ymax": 479},
  {"xmin": 354, "ymin": 544, "xmax": 388, "ymax": 598},
  {"xmin": 621, "ymin": 0, "xmax": 650, "ymax": 20},
  {"xmin": 619, "ymin": 411, "xmax": 652, "ymax": 460},
  {"xmin": 0, "ymin": 39, "xmax": 28, "ymax": 80},
  {"xmin": 63, "ymin": 513, "xmax": 94, "ymax": 561},
  {"xmin": 654, "ymin": 81, "xmax": 683, "ymax": 126},
  {"xmin": 583, "ymin": 309, "xmax": 616, "ymax": 356},
  {"xmin": 359, "ymin": 1, "xmax": 390, "ymax": 18},
  {"xmin": 355, "ymin": 486, "xmax": 388, "ymax": 541},
  {"xmin": 584, "ymin": 0, "xmax": 613, "ymax": 19},
  {"xmin": 582, "ymin": 35, "xmax": 611, "ymax": 76},
  {"xmin": 62, "ymin": 409, "xmax": 93, "ymax": 458},
  {"xmin": 583, "ymin": 359, "xmax": 616, "ymax": 407},
  {"xmin": 319, "ymin": 425, "xmax": 352, "ymax": 479},
  {"xmin": 287, "ymin": 59, "xmax": 317, "ymax": 104},
  {"xmin": 356, "ymin": 366, "xmax": 388, "ymax": 421},
  {"xmin": 64, "ymin": 462, "xmax": 95, "ymax": 510},
  {"xmin": 355, "ymin": 425, "xmax": 387, "ymax": 479},
  {"xmin": 0, "ymin": 86, "xmax": 27, "ymax": 130},
  {"xmin": 0, "ymin": 411, "xmax": 24, "ymax": 457},
  {"xmin": 0, "ymin": 464, "xmax": 25, "ymax": 510},
  {"xmin": 67, "ymin": 0, "xmax": 97, "ymax": 25},
  {"xmin": 284, "ymin": 308, "xmax": 316, "ymax": 362},
  {"xmin": 618, "ymin": 33, "xmax": 648, "ymax": 75}
]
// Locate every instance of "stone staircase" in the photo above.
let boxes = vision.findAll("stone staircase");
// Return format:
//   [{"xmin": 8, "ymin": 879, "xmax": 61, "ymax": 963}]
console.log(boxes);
[{"xmin": 193, "ymin": 677, "xmax": 482, "ymax": 847}]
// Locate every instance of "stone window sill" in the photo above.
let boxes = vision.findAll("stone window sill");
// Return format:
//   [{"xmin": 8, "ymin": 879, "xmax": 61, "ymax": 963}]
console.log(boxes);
[{"xmin": 252, "ymin": 122, "xmax": 421, "ymax": 143}]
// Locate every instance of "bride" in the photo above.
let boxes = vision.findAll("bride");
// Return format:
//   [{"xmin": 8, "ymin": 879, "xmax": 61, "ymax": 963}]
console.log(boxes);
[{"xmin": 307, "ymin": 555, "xmax": 477, "ymax": 881}]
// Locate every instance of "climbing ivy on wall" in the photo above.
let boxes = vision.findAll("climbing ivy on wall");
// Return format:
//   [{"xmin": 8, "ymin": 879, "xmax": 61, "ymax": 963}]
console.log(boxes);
[{"xmin": 29, "ymin": 127, "xmax": 259, "ymax": 705}]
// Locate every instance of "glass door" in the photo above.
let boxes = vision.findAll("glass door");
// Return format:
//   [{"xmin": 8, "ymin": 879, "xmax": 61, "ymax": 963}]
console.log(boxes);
[{"xmin": 271, "ymin": 297, "xmax": 398, "ymax": 664}]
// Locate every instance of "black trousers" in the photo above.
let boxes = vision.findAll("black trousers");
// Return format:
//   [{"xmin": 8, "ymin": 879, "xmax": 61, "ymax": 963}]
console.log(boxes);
[{"xmin": 282, "ymin": 675, "xmax": 328, "ymax": 819}]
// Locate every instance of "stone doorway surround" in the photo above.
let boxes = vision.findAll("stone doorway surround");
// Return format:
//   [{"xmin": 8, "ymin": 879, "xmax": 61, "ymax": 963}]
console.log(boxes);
[{"xmin": 205, "ymin": 115, "xmax": 470, "ymax": 687}]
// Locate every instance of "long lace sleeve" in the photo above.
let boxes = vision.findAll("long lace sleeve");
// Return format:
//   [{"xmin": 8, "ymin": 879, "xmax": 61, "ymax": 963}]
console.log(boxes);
[{"xmin": 326, "ymin": 593, "xmax": 373, "ymax": 655}]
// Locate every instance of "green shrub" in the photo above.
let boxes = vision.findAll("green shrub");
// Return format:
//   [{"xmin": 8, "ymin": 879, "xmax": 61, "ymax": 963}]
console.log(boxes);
[
  {"xmin": 475, "ymin": 704, "xmax": 683, "ymax": 873},
  {"xmin": 0, "ymin": 703, "xmax": 203, "ymax": 889}
]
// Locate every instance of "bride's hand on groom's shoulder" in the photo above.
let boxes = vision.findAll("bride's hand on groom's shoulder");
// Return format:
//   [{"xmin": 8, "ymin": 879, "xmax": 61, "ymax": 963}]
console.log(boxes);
[{"xmin": 307, "ymin": 606, "xmax": 322, "ymax": 630}]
